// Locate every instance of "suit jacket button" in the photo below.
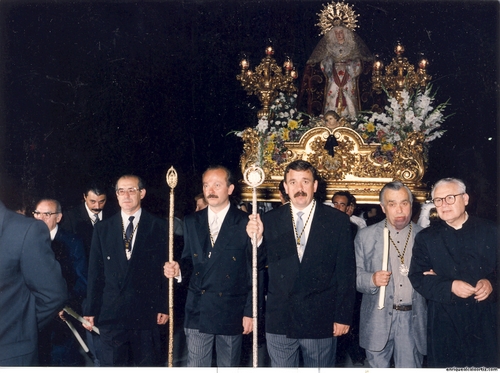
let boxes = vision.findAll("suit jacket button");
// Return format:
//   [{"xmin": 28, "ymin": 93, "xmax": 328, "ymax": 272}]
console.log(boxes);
[
  {"xmin": 219, "ymin": 293, "xmax": 222, "ymax": 297},
  {"xmin": 201, "ymin": 290, "xmax": 205, "ymax": 294},
  {"xmin": 195, "ymin": 272, "xmax": 200, "ymax": 276},
  {"xmin": 194, "ymin": 253, "xmax": 198, "ymax": 257},
  {"xmin": 232, "ymin": 257, "xmax": 236, "ymax": 261}
]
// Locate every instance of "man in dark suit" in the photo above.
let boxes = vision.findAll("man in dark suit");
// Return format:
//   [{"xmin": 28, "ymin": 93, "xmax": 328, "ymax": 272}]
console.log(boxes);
[
  {"xmin": 61, "ymin": 181, "xmax": 112, "ymax": 261},
  {"xmin": 164, "ymin": 166, "xmax": 252, "ymax": 367},
  {"xmin": 331, "ymin": 191, "xmax": 365, "ymax": 367},
  {"xmin": 83, "ymin": 175, "xmax": 169, "ymax": 366},
  {"xmin": 247, "ymin": 160, "xmax": 356, "ymax": 367},
  {"xmin": 60, "ymin": 181, "xmax": 111, "ymax": 366},
  {"xmin": 0, "ymin": 201, "xmax": 67, "ymax": 366},
  {"xmin": 33, "ymin": 199, "xmax": 87, "ymax": 366}
]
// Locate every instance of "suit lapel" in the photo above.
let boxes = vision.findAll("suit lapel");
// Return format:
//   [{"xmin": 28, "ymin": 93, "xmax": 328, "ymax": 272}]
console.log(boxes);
[
  {"xmin": 194, "ymin": 209, "xmax": 210, "ymax": 254},
  {"xmin": 202, "ymin": 205, "xmax": 238, "ymax": 275},
  {"xmin": 302, "ymin": 203, "xmax": 324, "ymax": 261},
  {"xmin": 275, "ymin": 204, "xmax": 301, "ymax": 268},
  {"xmin": 110, "ymin": 214, "xmax": 129, "ymax": 276}
]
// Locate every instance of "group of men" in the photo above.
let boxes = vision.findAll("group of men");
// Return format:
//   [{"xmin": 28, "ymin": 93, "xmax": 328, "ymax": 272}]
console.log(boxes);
[
  {"xmin": 0, "ymin": 161, "xmax": 497, "ymax": 368},
  {"xmin": 165, "ymin": 160, "xmax": 497, "ymax": 369}
]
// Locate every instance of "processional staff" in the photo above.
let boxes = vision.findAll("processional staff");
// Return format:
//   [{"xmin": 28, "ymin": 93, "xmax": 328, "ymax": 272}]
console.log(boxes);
[
  {"xmin": 166, "ymin": 166, "xmax": 178, "ymax": 367},
  {"xmin": 243, "ymin": 164, "xmax": 265, "ymax": 368}
]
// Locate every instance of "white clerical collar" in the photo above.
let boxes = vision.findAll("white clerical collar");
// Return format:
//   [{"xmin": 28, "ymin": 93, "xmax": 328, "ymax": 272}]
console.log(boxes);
[
  {"xmin": 448, "ymin": 211, "xmax": 469, "ymax": 230},
  {"xmin": 50, "ymin": 225, "xmax": 59, "ymax": 241}
]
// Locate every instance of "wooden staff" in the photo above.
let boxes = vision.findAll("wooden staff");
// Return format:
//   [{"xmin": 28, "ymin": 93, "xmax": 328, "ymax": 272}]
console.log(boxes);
[
  {"xmin": 166, "ymin": 166, "xmax": 178, "ymax": 367},
  {"xmin": 243, "ymin": 165, "xmax": 265, "ymax": 368}
]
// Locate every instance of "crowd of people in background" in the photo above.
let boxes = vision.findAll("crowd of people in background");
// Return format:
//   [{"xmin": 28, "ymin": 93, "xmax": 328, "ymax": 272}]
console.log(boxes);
[{"xmin": 0, "ymin": 162, "xmax": 497, "ymax": 368}]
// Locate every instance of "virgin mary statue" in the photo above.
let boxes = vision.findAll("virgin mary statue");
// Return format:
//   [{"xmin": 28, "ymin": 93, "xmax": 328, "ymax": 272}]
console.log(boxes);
[{"xmin": 298, "ymin": 5, "xmax": 373, "ymax": 119}]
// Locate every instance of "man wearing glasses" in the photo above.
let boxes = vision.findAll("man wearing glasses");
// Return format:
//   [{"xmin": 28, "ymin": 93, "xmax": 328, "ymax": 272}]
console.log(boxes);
[
  {"xmin": 410, "ymin": 178, "xmax": 497, "ymax": 368},
  {"xmin": 33, "ymin": 199, "xmax": 87, "ymax": 366},
  {"xmin": 83, "ymin": 175, "xmax": 169, "ymax": 366}
]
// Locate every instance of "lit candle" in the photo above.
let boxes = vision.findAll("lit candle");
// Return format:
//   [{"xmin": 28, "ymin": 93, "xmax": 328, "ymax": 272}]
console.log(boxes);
[
  {"xmin": 395, "ymin": 43, "xmax": 405, "ymax": 55},
  {"xmin": 291, "ymin": 68, "xmax": 298, "ymax": 79},
  {"xmin": 378, "ymin": 227, "xmax": 389, "ymax": 309},
  {"xmin": 241, "ymin": 59, "xmax": 249, "ymax": 69},
  {"xmin": 265, "ymin": 46, "xmax": 274, "ymax": 55},
  {"xmin": 418, "ymin": 59, "xmax": 428, "ymax": 69},
  {"xmin": 373, "ymin": 60, "xmax": 383, "ymax": 71}
]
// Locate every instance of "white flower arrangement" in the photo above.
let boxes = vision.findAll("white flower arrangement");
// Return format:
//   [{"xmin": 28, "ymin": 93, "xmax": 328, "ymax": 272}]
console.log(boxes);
[{"xmin": 355, "ymin": 84, "xmax": 451, "ymax": 161}]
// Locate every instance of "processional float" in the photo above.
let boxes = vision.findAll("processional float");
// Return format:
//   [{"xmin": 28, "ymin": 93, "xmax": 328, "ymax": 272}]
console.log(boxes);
[{"xmin": 236, "ymin": 1, "xmax": 448, "ymax": 206}]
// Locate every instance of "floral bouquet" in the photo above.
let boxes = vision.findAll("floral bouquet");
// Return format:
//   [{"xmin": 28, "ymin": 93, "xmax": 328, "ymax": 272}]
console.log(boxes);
[
  {"xmin": 355, "ymin": 85, "xmax": 451, "ymax": 162},
  {"xmin": 236, "ymin": 92, "xmax": 312, "ymax": 165}
]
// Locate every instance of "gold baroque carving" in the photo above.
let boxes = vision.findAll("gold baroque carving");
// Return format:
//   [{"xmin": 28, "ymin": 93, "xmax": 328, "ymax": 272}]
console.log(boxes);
[{"xmin": 239, "ymin": 126, "xmax": 429, "ymax": 203}]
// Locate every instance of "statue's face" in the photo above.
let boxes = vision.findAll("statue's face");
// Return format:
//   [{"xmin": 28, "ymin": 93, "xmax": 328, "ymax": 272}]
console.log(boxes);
[{"xmin": 334, "ymin": 28, "xmax": 345, "ymax": 43}]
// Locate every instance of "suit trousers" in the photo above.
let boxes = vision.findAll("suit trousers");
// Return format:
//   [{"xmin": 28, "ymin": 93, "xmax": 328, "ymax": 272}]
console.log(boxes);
[
  {"xmin": 99, "ymin": 327, "xmax": 160, "ymax": 367},
  {"xmin": 86, "ymin": 330, "xmax": 101, "ymax": 366},
  {"xmin": 266, "ymin": 332, "xmax": 337, "ymax": 367},
  {"xmin": 365, "ymin": 309, "xmax": 423, "ymax": 368},
  {"xmin": 184, "ymin": 328, "xmax": 242, "ymax": 367}
]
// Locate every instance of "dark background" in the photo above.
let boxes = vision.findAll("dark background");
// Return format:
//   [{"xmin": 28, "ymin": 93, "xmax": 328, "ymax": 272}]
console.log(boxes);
[{"xmin": 0, "ymin": 0, "xmax": 498, "ymax": 220}]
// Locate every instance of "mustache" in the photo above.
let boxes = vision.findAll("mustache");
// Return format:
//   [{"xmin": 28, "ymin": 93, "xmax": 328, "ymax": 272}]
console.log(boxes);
[
  {"xmin": 206, "ymin": 194, "xmax": 218, "ymax": 199},
  {"xmin": 91, "ymin": 208, "xmax": 102, "ymax": 212},
  {"xmin": 294, "ymin": 191, "xmax": 307, "ymax": 198}
]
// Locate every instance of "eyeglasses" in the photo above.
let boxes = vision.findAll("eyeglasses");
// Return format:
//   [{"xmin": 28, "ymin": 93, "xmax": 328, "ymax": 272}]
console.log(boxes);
[
  {"xmin": 116, "ymin": 187, "xmax": 141, "ymax": 196},
  {"xmin": 432, "ymin": 193, "xmax": 464, "ymax": 207},
  {"xmin": 32, "ymin": 211, "xmax": 60, "ymax": 218}
]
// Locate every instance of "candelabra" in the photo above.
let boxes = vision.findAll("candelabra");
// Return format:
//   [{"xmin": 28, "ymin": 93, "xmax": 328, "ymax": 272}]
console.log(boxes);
[
  {"xmin": 372, "ymin": 43, "xmax": 431, "ymax": 102},
  {"xmin": 237, "ymin": 46, "xmax": 298, "ymax": 119}
]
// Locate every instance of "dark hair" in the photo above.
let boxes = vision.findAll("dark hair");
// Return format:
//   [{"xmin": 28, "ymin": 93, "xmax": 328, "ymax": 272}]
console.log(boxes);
[
  {"xmin": 284, "ymin": 160, "xmax": 319, "ymax": 182},
  {"xmin": 84, "ymin": 181, "xmax": 107, "ymax": 197},
  {"xmin": 115, "ymin": 175, "xmax": 145, "ymax": 191},
  {"xmin": 332, "ymin": 190, "xmax": 355, "ymax": 206},
  {"xmin": 202, "ymin": 165, "xmax": 233, "ymax": 187},
  {"xmin": 278, "ymin": 179, "xmax": 289, "ymax": 201},
  {"xmin": 379, "ymin": 181, "xmax": 413, "ymax": 206},
  {"xmin": 194, "ymin": 193, "xmax": 205, "ymax": 202}
]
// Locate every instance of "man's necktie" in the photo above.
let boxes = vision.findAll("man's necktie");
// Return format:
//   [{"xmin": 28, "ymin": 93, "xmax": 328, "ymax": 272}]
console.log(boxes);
[
  {"xmin": 210, "ymin": 215, "xmax": 219, "ymax": 246},
  {"xmin": 124, "ymin": 216, "xmax": 135, "ymax": 260},
  {"xmin": 296, "ymin": 211, "xmax": 305, "ymax": 261},
  {"xmin": 93, "ymin": 214, "xmax": 100, "ymax": 224},
  {"xmin": 125, "ymin": 216, "xmax": 135, "ymax": 241}
]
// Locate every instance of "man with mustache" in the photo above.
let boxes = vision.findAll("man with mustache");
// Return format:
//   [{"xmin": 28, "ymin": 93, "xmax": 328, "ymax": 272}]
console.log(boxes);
[
  {"xmin": 61, "ymin": 182, "xmax": 113, "ymax": 261},
  {"xmin": 60, "ymin": 181, "xmax": 113, "ymax": 366},
  {"xmin": 164, "ymin": 166, "xmax": 252, "ymax": 367},
  {"xmin": 355, "ymin": 181, "xmax": 426, "ymax": 368},
  {"xmin": 246, "ymin": 160, "xmax": 355, "ymax": 367}
]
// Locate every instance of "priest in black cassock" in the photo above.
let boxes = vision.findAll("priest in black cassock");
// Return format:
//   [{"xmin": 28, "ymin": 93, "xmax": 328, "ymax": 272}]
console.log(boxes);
[{"xmin": 409, "ymin": 178, "xmax": 498, "ymax": 368}]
